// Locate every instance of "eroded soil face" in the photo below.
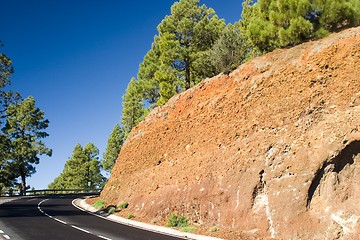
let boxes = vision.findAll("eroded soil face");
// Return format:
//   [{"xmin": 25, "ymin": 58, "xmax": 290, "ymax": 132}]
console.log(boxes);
[{"xmin": 100, "ymin": 27, "xmax": 360, "ymax": 239}]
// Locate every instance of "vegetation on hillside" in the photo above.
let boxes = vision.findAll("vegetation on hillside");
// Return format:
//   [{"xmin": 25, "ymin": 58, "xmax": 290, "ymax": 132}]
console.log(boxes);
[
  {"xmin": 1, "ymin": 0, "xmax": 359, "ymax": 190},
  {"xmin": 240, "ymin": 0, "xmax": 360, "ymax": 54},
  {"xmin": 119, "ymin": 0, "xmax": 360, "ymax": 139},
  {"xmin": 86, "ymin": 0, "xmax": 360, "ymax": 174},
  {"xmin": 101, "ymin": 124, "xmax": 124, "ymax": 172}
]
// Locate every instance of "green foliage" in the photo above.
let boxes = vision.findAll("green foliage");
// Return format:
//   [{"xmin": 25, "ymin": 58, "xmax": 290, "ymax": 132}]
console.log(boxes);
[
  {"xmin": 0, "ymin": 43, "xmax": 13, "ymax": 88},
  {"xmin": 313, "ymin": 0, "xmax": 360, "ymax": 31},
  {"xmin": 92, "ymin": 200, "xmax": 106, "ymax": 210},
  {"xmin": 167, "ymin": 213, "xmax": 189, "ymax": 228},
  {"xmin": 136, "ymin": 0, "xmax": 225, "ymax": 107},
  {"xmin": 48, "ymin": 143, "xmax": 105, "ymax": 189},
  {"xmin": 137, "ymin": 46, "xmax": 161, "ymax": 108},
  {"xmin": 121, "ymin": 77, "xmax": 144, "ymax": 135},
  {"xmin": 107, "ymin": 206, "xmax": 116, "ymax": 214},
  {"xmin": 155, "ymin": 64, "xmax": 179, "ymax": 107},
  {"xmin": 2, "ymin": 96, "xmax": 52, "ymax": 195},
  {"xmin": 127, "ymin": 214, "xmax": 135, "ymax": 219},
  {"xmin": 0, "ymin": 45, "xmax": 21, "ymax": 133},
  {"xmin": 159, "ymin": 0, "xmax": 225, "ymax": 87},
  {"xmin": 118, "ymin": 202, "xmax": 129, "ymax": 210},
  {"xmin": 240, "ymin": 0, "xmax": 360, "ymax": 54},
  {"xmin": 209, "ymin": 226, "xmax": 220, "ymax": 232},
  {"xmin": 0, "ymin": 42, "xmax": 23, "ymax": 194},
  {"xmin": 180, "ymin": 226, "xmax": 197, "ymax": 233},
  {"xmin": 210, "ymin": 23, "xmax": 251, "ymax": 74},
  {"xmin": 101, "ymin": 124, "xmax": 125, "ymax": 172}
]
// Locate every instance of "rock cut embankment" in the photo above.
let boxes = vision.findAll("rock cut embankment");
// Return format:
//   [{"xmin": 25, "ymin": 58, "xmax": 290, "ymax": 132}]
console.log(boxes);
[{"xmin": 101, "ymin": 27, "xmax": 360, "ymax": 239}]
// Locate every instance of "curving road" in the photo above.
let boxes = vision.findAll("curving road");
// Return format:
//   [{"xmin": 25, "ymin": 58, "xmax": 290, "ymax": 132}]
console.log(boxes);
[{"xmin": 0, "ymin": 195, "xmax": 183, "ymax": 240}]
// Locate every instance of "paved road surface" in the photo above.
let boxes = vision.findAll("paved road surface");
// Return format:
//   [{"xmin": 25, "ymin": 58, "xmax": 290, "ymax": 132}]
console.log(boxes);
[{"xmin": 0, "ymin": 195, "xmax": 183, "ymax": 240}]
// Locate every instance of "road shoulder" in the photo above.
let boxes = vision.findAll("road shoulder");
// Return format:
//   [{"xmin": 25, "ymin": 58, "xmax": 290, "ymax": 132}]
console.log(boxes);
[{"xmin": 73, "ymin": 198, "xmax": 223, "ymax": 240}]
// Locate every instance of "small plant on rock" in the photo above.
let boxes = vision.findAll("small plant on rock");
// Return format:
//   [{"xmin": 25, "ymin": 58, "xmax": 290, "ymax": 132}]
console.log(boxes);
[
  {"xmin": 167, "ymin": 213, "xmax": 189, "ymax": 228},
  {"xmin": 180, "ymin": 226, "xmax": 197, "ymax": 233},
  {"xmin": 107, "ymin": 206, "xmax": 116, "ymax": 214},
  {"xmin": 92, "ymin": 200, "xmax": 106, "ymax": 210},
  {"xmin": 118, "ymin": 202, "xmax": 129, "ymax": 210},
  {"xmin": 209, "ymin": 226, "xmax": 220, "ymax": 232}
]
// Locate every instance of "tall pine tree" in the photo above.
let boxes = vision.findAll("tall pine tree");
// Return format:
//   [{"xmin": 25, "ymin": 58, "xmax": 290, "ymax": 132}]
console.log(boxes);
[
  {"xmin": 138, "ymin": 0, "xmax": 225, "ymax": 106},
  {"xmin": 102, "ymin": 124, "xmax": 124, "ymax": 172},
  {"xmin": 121, "ymin": 77, "xmax": 144, "ymax": 135},
  {"xmin": 157, "ymin": 0, "xmax": 225, "ymax": 89},
  {"xmin": 0, "ymin": 41, "xmax": 22, "ymax": 195},
  {"xmin": 48, "ymin": 143, "xmax": 105, "ymax": 189},
  {"xmin": 3, "ymin": 96, "xmax": 52, "ymax": 195},
  {"xmin": 138, "ymin": 42, "xmax": 161, "ymax": 108}
]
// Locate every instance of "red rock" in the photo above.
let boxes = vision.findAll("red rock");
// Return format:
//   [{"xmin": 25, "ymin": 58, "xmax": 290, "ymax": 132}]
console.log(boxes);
[{"xmin": 101, "ymin": 27, "xmax": 360, "ymax": 239}]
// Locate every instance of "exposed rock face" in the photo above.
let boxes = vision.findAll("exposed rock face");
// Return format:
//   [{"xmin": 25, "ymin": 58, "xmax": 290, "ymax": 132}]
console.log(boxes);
[{"xmin": 101, "ymin": 27, "xmax": 360, "ymax": 239}]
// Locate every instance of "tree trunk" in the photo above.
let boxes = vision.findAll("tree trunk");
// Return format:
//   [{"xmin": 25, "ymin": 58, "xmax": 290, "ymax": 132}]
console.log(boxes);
[
  {"xmin": 185, "ymin": 59, "xmax": 191, "ymax": 90},
  {"xmin": 20, "ymin": 171, "xmax": 26, "ymax": 196}
]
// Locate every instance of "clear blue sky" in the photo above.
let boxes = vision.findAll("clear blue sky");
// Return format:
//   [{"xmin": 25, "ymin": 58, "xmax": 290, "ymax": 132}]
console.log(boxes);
[{"xmin": 1, "ymin": 0, "xmax": 243, "ymax": 189}]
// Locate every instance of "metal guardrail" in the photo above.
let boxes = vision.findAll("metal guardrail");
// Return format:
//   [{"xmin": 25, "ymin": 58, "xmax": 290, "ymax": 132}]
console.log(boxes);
[{"xmin": 24, "ymin": 188, "xmax": 102, "ymax": 196}]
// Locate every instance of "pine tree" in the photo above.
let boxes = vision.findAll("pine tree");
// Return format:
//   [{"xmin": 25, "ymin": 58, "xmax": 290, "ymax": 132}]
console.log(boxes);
[
  {"xmin": 158, "ymin": 0, "xmax": 225, "ymax": 88},
  {"xmin": 148, "ymin": 0, "xmax": 225, "ymax": 105},
  {"xmin": 48, "ymin": 143, "xmax": 105, "ymax": 189},
  {"xmin": 0, "ymin": 41, "xmax": 20, "ymax": 126},
  {"xmin": 313, "ymin": 0, "xmax": 360, "ymax": 32},
  {"xmin": 240, "ymin": 0, "xmax": 312, "ymax": 53},
  {"xmin": 0, "ymin": 134, "xmax": 17, "ymax": 195},
  {"xmin": 48, "ymin": 144, "xmax": 85, "ymax": 189},
  {"xmin": 0, "ymin": 42, "xmax": 21, "ymax": 195},
  {"xmin": 121, "ymin": 77, "xmax": 144, "ymax": 135},
  {"xmin": 101, "ymin": 124, "xmax": 124, "ymax": 172},
  {"xmin": 83, "ymin": 143, "xmax": 105, "ymax": 188},
  {"xmin": 138, "ymin": 43, "xmax": 161, "ymax": 108},
  {"xmin": 241, "ymin": 0, "xmax": 360, "ymax": 54},
  {"xmin": 0, "ymin": 41, "xmax": 13, "ymax": 91},
  {"xmin": 2, "ymin": 96, "xmax": 52, "ymax": 195}
]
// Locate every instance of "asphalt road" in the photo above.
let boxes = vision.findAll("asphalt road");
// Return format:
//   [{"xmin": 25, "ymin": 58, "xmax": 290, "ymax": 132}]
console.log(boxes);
[{"xmin": 0, "ymin": 195, "xmax": 183, "ymax": 240}]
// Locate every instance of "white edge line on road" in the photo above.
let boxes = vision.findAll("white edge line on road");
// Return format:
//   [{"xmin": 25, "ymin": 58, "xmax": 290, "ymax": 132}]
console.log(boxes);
[
  {"xmin": 72, "ymin": 198, "xmax": 222, "ymax": 240},
  {"xmin": 98, "ymin": 235, "xmax": 112, "ymax": 240},
  {"xmin": 0, "ymin": 230, "xmax": 3, "ymax": 233},
  {"xmin": 37, "ymin": 199, "xmax": 66, "ymax": 224},
  {"xmin": 38, "ymin": 198, "xmax": 111, "ymax": 239},
  {"xmin": 3, "ymin": 234, "xmax": 10, "ymax": 239},
  {"xmin": 71, "ymin": 225, "xmax": 90, "ymax": 234},
  {"xmin": 72, "ymin": 198, "xmax": 193, "ymax": 240}
]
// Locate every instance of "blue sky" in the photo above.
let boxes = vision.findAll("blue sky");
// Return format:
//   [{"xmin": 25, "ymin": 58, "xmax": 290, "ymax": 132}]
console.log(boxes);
[{"xmin": 1, "ymin": 0, "xmax": 243, "ymax": 189}]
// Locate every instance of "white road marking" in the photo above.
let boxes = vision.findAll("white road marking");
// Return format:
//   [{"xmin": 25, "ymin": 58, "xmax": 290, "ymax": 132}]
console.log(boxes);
[
  {"xmin": 38, "ymin": 198, "xmax": 113, "ymax": 240},
  {"xmin": 3, "ymin": 235, "xmax": 10, "ymax": 239},
  {"xmin": 0, "ymin": 230, "xmax": 3, "ymax": 233},
  {"xmin": 98, "ymin": 235, "xmax": 112, "ymax": 240},
  {"xmin": 38, "ymin": 199, "xmax": 68, "ymax": 225},
  {"xmin": 71, "ymin": 225, "xmax": 90, "ymax": 234},
  {"xmin": 53, "ymin": 218, "xmax": 67, "ymax": 225}
]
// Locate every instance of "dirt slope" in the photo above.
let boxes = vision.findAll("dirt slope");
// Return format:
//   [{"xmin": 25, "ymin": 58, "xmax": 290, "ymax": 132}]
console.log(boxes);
[{"xmin": 100, "ymin": 27, "xmax": 360, "ymax": 239}]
